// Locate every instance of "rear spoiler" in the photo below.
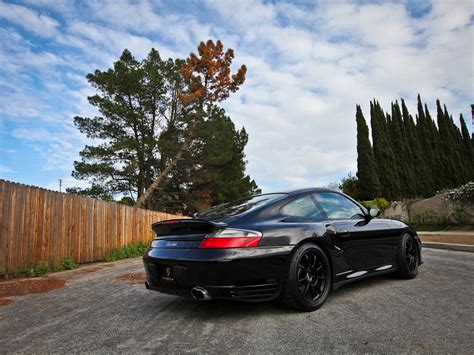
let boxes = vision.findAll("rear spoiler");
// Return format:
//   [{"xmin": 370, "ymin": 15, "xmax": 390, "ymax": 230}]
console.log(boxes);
[{"xmin": 151, "ymin": 219, "xmax": 227, "ymax": 236}]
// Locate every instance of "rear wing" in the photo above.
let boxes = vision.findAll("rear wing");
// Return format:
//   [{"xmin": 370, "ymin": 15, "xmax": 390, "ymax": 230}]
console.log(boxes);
[{"xmin": 151, "ymin": 219, "xmax": 227, "ymax": 237}]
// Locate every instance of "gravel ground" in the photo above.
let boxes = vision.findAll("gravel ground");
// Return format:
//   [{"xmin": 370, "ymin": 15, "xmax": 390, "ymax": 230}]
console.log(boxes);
[{"xmin": 0, "ymin": 248, "xmax": 473, "ymax": 354}]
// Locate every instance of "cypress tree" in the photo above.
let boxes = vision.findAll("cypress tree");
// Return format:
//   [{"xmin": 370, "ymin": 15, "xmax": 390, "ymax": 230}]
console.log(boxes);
[
  {"xmin": 437, "ymin": 101, "xmax": 461, "ymax": 188},
  {"xmin": 402, "ymin": 99, "xmax": 425, "ymax": 197},
  {"xmin": 444, "ymin": 107, "xmax": 469, "ymax": 184},
  {"xmin": 371, "ymin": 100, "xmax": 400, "ymax": 199},
  {"xmin": 355, "ymin": 105, "xmax": 381, "ymax": 199},
  {"xmin": 425, "ymin": 103, "xmax": 443, "ymax": 191},
  {"xmin": 359, "ymin": 96, "xmax": 471, "ymax": 200},
  {"xmin": 415, "ymin": 95, "xmax": 436, "ymax": 195},
  {"xmin": 393, "ymin": 100, "xmax": 416, "ymax": 197},
  {"xmin": 460, "ymin": 114, "xmax": 474, "ymax": 180}
]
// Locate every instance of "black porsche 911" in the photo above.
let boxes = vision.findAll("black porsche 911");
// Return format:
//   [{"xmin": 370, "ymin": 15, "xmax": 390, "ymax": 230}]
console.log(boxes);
[{"xmin": 143, "ymin": 188, "xmax": 422, "ymax": 311}]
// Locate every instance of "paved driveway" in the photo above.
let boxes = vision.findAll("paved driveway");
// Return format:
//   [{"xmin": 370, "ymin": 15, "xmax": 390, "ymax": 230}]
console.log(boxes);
[{"xmin": 0, "ymin": 249, "xmax": 472, "ymax": 353}]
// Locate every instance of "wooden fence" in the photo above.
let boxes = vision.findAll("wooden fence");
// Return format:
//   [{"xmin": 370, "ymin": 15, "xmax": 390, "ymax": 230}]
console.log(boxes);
[{"xmin": 0, "ymin": 179, "xmax": 184, "ymax": 275}]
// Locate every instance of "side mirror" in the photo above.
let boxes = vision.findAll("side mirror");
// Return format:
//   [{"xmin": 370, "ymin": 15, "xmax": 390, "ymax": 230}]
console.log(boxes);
[{"xmin": 369, "ymin": 208, "xmax": 380, "ymax": 218}]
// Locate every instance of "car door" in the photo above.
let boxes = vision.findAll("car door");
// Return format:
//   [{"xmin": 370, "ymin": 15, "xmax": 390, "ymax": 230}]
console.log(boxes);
[{"xmin": 312, "ymin": 192, "xmax": 396, "ymax": 270}]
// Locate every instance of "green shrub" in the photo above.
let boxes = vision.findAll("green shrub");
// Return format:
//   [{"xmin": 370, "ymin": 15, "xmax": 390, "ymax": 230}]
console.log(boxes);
[
  {"xmin": 450, "ymin": 207, "xmax": 473, "ymax": 225},
  {"xmin": 61, "ymin": 256, "xmax": 79, "ymax": 270},
  {"xmin": 361, "ymin": 197, "xmax": 390, "ymax": 212},
  {"xmin": 9, "ymin": 256, "xmax": 79, "ymax": 279},
  {"xmin": 21, "ymin": 261, "xmax": 50, "ymax": 277},
  {"xmin": 410, "ymin": 212, "xmax": 452, "ymax": 231},
  {"xmin": 104, "ymin": 241, "xmax": 149, "ymax": 262}
]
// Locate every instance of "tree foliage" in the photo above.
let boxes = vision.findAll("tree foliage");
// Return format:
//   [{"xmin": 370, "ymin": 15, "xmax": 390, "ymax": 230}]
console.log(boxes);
[
  {"xmin": 355, "ymin": 105, "xmax": 380, "ymax": 199},
  {"xmin": 70, "ymin": 46, "xmax": 258, "ymax": 214},
  {"xmin": 354, "ymin": 96, "xmax": 473, "ymax": 200},
  {"xmin": 136, "ymin": 40, "xmax": 247, "ymax": 207},
  {"xmin": 148, "ymin": 106, "xmax": 260, "ymax": 213}
]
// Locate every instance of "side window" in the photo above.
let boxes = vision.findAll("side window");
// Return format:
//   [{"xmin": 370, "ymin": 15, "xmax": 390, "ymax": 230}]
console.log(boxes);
[
  {"xmin": 281, "ymin": 195, "xmax": 327, "ymax": 221},
  {"xmin": 313, "ymin": 192, "xmax": 365, "ymax": 220}
]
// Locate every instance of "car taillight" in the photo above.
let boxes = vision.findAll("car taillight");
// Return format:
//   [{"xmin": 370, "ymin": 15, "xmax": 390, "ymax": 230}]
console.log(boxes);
[{"xmin": 199, "ymin": 229, "xmax": 262, "ymax": 248}]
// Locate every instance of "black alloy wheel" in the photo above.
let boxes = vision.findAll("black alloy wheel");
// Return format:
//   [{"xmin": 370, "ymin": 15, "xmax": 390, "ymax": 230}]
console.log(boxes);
[
  {"xmin": 297, "ymin": 250, "xmax": 327, "ymax": 301},
  {"xmin": 395, "ymin": 233, "xmax": 419, "ymax": 279},
  {"xmin": 277, "ymin": 244, "xmax": 331, "ymax": 311},
  {"xmin": 405, "ymin": 238, "xmax": 417, "ymax": 272}
]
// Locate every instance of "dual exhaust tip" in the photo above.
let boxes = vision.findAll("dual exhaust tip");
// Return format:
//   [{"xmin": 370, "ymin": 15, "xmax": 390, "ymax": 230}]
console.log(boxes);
[
  {"xmin": 144, "ymin": 282, "xmax": 211, "ymax": 301},
  {"xmin": 191, "ymin": 286, "xmax": 212, "ymax": 301}
]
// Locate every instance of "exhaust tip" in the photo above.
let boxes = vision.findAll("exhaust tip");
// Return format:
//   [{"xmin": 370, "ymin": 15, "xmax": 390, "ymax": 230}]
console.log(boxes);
[
  {"xmin": 145, "ymin": 281, "xmax": 151, "ymax": 290},
  {"xmin": 191, "ymin": 286, "xmax": 212, "ymax": 301}
]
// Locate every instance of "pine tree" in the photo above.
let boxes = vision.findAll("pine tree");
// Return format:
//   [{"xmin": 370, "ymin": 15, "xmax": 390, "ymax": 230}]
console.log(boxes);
[
  {"xmin": 136, "ymin": 40, "xmax": 247, "ymax": 208},
  {"xmin": 149, "ymin": 106, "xmax": 260, "ymax": 214},
  {"xmin": 70, "ymin": 48, "xmax": 258, "ymax": 211},
  {"xmin": 355, "ymin": 105, "xmax": 381, "ymax": 199}
]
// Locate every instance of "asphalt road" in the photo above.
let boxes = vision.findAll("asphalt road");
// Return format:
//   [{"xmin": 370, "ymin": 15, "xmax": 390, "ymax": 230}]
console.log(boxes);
[{"xmin": 1, "ymin": 248, "xmax": 473, "ymax": 354}]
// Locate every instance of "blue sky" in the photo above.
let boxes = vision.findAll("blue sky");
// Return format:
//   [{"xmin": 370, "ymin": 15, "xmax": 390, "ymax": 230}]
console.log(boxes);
[{"xmin": 0, "ymin": 0, "xmax": 472, "ymax": 194}]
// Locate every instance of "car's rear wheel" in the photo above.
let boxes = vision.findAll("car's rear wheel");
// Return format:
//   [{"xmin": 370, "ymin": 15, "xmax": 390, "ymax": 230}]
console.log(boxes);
[
  {"xmin": 395, "ymin": 233, "xmax": 419, "ymax": 279},
  {"xmin": 277, "ymin": 243, "xmax": 331, "ymax": 312}
]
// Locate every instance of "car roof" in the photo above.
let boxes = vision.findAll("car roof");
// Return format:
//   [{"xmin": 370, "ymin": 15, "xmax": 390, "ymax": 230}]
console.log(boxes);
[{"xmin": 269, "ymin": 187, "xmax": 338, "ymax": 195}]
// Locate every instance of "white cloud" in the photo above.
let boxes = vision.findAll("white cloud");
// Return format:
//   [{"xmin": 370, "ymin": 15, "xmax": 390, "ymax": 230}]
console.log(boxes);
[
  {"xmin": 0, "ymin": 165, "xmax": 16, "ymax": 174},
  {"xmin": 11, "ymin": 126, "xmax": 89, "ymax": 172},
  {"xmin": 0, "ymin": 1, "xmax": 59, "ymax": 37},
  {"xmin": 1, "ymin": 0, "xmax": 472, "ymax": 192}
]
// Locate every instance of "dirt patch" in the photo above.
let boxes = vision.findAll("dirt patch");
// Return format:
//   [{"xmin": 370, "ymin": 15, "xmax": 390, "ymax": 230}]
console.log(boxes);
[
  {"xmin": 116, "ymin": 272, "xmax": 146, "ymax": 284},
  {"xmin": 72, "ymin": 266, "xmax": 104, "ymax": 274},
  {"xmin": 0, "ymin": 278, "xmax": 66, "ymax": 299},
  {"xmin": 0, "ymin": 299, "xmax": 14, "ymax": 306}
]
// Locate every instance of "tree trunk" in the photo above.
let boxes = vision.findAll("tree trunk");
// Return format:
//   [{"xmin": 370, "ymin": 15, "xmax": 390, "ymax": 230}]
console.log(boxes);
[{"xmin": 136, "ymin": 119, "xmax": 199, "ymax": 209}]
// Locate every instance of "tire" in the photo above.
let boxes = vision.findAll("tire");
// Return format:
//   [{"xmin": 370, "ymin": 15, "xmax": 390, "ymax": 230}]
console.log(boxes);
[
  {"xmin": 395, "ymin": 233, "xmax": 419, "ymax": 279},
  {"xmin": 277, "ymin": 243, "xmax": 332, "ymax": 312}
]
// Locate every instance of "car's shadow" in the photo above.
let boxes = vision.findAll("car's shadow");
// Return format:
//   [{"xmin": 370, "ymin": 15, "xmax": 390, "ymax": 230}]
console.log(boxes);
[{"xmin": 143, "ymin": 273, "xmax": 408, "ymax": 319}]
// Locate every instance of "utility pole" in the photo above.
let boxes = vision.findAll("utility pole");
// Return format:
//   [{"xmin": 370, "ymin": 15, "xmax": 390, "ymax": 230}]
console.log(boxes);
[
  {"xmin": 58, "ymin": 179, "xmax": 62, "ymax": 193},
  {"xmin": 471, "ymin": 104, "xmax": 474, "ymax": 140}
]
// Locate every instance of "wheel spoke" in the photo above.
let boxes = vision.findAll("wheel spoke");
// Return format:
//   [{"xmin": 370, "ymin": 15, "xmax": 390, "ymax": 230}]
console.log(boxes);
[
  {"xmin": 311, "ymin": 283, "xmax": 322, "ymax": 300},
  {"xmin": 297, "ymin": 264, "xmax": 307, "ymax": 273},
  {"xmin": 297, "ymin": 268, "xmax": 307, "ymax": 282},
  {"xmin": 303, "ymin": 254, "xmax": 310, "ymax": 267},
  {"xmin": 301, "ymin": 283, "xmax": 309, "ymax": 297}
]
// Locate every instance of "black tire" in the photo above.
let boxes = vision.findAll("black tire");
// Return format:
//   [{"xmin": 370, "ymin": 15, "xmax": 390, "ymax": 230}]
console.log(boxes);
[
  {"xmin": 395, "ymin": 233, "xmax": 419, "ymax": 279},
  {"xmin": 277, "ymin": 243, "xmax": 332, "ymax": 312}
]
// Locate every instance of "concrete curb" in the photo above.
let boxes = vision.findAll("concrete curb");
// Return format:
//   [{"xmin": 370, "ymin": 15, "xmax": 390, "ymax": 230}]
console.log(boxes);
[{"xmin": 422, "ymin": 242, "xmax": 474, "ymax": 253}]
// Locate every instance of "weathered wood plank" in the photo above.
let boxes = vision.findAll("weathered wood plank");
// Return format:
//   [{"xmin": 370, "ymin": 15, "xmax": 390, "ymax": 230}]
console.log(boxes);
[{"xmin": 0, "ymin": 180, "xmax": 184, "ymax": 274}]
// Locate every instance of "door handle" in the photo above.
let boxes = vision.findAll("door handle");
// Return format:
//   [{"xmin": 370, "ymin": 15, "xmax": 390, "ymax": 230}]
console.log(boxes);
[{"xmin": 337, "ymin": 229, "xmax": 350, "ymax": 237}]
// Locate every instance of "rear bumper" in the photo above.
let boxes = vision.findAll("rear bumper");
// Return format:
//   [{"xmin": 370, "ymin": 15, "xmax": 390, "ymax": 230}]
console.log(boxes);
[{"xmin": 143, "ymin": 246, "xmax": 293, "ymax": 302}]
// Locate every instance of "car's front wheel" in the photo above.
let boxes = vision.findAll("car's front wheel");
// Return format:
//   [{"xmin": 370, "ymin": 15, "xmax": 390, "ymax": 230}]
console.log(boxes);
[
  {"xmin": 395, "ymin": 233, "xmax": 419, "ymax": 279},
  {"xmin": 277, "ymin": 243, "xmax": 332, "ymax": 312}
]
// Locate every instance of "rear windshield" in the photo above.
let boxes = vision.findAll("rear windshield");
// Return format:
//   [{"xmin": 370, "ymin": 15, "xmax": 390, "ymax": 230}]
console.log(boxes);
[{"xmin": 197, "ymin": 194, "xmax": 286, "ymax": 219}]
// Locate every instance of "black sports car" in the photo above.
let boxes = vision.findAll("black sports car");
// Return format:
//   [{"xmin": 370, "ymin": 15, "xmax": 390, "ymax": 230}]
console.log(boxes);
[{"xmin": 143, "ymin": 188, "xmax": 422, "ymax": 311}]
